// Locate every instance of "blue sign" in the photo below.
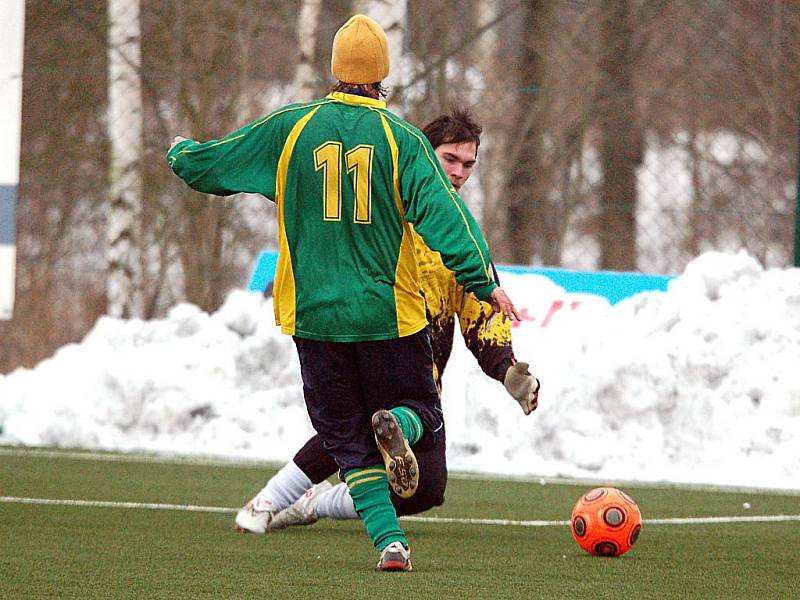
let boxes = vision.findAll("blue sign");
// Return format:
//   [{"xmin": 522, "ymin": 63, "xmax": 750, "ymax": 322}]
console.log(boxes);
[
  {"xmin": 247, "ymin": 250, "xmax": 279, "ymax": 293},
  {"xmin": 496, "ymin": 264, "xmax": 673, "ymax": 305},
  {"xmin": 247, "ymin": 250, "xmax": 674, "ymax": 305},
  {"xmin": 0, "ymin": 186, "xmax": 15, "ymax": 245}
]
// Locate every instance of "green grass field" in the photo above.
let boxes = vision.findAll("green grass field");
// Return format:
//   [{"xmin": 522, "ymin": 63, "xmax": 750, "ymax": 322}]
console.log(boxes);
[{"xmin": 1, "ymin": 447, "xmax": 798, "ymax": 599}]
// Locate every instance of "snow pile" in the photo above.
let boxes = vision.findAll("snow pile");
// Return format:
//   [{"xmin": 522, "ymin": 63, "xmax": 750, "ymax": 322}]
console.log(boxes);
[
  {"xmin": 0, "ymin": 295, "xmax": 313, "ymax": 457},
  {"xmin": 445, "ymin": 252, "xmax": 800, "ymax": 489},
  {"xmin": 1, "ymin": 251, "xmax": 799, "ymax": 490}
]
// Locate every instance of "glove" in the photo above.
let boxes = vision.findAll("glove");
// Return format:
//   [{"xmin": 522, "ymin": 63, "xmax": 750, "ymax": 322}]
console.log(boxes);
[{"xmin": 503, "ymin": 361, "xmax": 540, "ymax": 415}]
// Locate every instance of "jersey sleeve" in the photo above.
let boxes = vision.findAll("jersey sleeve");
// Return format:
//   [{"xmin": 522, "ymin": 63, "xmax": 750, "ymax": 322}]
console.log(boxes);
[
  {"xmin": 457, "ymin": 288, "xmax": 515, "ymax": 382},
  {"xmin": 391, "ymin": 121, "xmax": 497, "ymax": 301},
  {"xmin": 165, "ymin": 112, "xmax": 286, "ymax": 200}
]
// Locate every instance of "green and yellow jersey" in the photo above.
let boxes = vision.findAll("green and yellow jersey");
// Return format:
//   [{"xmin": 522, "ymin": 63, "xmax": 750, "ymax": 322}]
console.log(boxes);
[
  {"xmin": 411, "ymin": 228, "xmax": 514, "ymax": 388},
  {"xmin": 167, "ymin": 92, "xmax": 496, "ymax": 342}
]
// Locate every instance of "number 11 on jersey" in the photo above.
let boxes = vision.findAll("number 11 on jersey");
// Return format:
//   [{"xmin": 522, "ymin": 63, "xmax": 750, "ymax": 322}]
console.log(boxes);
[{"xmin": 314, "ymin": 142, "xmax": 374, "ymax": 224}]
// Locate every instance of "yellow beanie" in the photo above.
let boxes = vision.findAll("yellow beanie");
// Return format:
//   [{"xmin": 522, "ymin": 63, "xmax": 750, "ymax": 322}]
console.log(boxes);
[{"xmin": 331, "ymin": 14, "xmax": 390, "ymax": 84}]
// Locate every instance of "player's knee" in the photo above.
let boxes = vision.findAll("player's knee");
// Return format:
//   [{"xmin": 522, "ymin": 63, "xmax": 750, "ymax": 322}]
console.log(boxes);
[
  {"xmin": 392, "ymin": 479, "xmax": 445, "ymax": 516},
  {"xmin": 417, "ymin": 476, "xmax": 446, "ymax": 510},
  {"xmin": 428, "ymin": 488, "xmax": 445, "ymax": 508},
  {"xmin": 426, "ymin": 478, "xmax": 446, "ymax": 507}
]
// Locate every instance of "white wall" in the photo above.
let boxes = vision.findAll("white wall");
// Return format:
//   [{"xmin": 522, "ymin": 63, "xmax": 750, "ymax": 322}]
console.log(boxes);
[{"xmin": 0, "ymin": 0, "xmax": 25, "ymax": 319}]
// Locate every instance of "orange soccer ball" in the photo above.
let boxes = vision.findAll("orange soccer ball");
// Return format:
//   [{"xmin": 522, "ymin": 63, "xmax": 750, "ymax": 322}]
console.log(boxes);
[{"xmin": 570, "ymin": 487, "xmax": 642, "ymax": 557}]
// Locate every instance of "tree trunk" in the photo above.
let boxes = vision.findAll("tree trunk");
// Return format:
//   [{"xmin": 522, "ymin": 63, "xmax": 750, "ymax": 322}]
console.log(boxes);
[
  {"xmin": 475, "ymin": 1, "xmax": 504, "ymax": 247},
  {"xmin": 106, "ymin": 0, "xmax": 143, "ymax": 317},
  {"xmin": 293, "ymin": 0, "xmax": 322, "ymax": 102},
  {"xmin": 352, "ymin": 0, "xmax": 407, "ymax": 114},
  {"xmin": 179, "ymin": 193, "xmax": 225, "ymax": 311},
  {"xmin": 503, "ymin": 0, "xmax": 547, "ymax": 265},
  {"xmin": 598, "ymin": 0, "xmax": 641, "ymax": 271}
]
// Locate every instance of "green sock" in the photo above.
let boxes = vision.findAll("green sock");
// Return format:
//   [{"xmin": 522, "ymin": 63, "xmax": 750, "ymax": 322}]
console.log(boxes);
[
  {"xmin": 345, "ymin": 467, "xmax": 407, "ymax": 551},
  {"xmin": 390, "ymin": 406, "xmax": 423, "ymax": 445}
]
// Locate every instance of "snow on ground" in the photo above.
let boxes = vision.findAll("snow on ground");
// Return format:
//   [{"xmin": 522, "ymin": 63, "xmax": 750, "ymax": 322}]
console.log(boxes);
[{"xmin": 1, "ymin": 250, "xmax": 799, "ymax": 490}]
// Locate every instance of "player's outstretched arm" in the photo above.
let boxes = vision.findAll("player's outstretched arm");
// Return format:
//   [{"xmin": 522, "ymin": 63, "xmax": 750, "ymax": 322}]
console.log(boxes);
[
  {"xmin": 456, "ymin": 289, "xmax": 514, "ymax": 382},
  {"xmin": 455, "ymin": 289, "xmax": 539, "ymax": 416},
  {"xmin": 166, "ymin": 114, "xmax": 283, "ymax": 198},
  {"xmin": 503, "ymin": 361, "xmax": 540, "ymax": 415}
]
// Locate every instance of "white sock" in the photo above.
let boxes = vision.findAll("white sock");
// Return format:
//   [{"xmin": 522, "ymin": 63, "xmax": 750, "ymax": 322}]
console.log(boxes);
[
  {"xmin": 255, "ymin": 461, "xmax": 312, "ymax": 512},
  {"xmin": 315, "ymin": 482, "xmax": 359, "ymax": 520}
]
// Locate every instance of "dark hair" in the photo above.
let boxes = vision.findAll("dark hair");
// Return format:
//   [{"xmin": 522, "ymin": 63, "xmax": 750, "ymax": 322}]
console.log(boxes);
[
  {"xmin": 422, "ymin": 107, "xmax": 482, "ymax": 153},
  {"xmin": 332, "ymin": 81, "xmax": 388, "ymax": 99}
]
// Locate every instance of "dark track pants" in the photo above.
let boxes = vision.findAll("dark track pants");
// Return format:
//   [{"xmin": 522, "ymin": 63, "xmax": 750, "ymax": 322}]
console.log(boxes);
[{"xmin": 293, "ymin": 327, "xmax": 443, "ymax": 476}]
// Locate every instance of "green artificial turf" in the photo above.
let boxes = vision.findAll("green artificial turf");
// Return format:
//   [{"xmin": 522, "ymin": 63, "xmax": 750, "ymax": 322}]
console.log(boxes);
[{"xmin": 1, "ymin": 447, "xmax": 798, "ymax": 599}]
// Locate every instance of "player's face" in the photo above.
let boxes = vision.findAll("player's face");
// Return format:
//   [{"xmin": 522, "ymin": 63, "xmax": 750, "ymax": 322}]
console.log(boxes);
[{"xmin": 434, "ymin": 141, "xmax": 477, "ymax": 191}]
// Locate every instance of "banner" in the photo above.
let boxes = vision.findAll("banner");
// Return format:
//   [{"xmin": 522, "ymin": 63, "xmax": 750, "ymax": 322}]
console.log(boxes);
[
  {"xmin": 0, "ymin": 1, "xmax": 25, "ymax": 319},
  {"xmin": 247, "ymin": 249, "xmax": 674, "ymax": 310}
]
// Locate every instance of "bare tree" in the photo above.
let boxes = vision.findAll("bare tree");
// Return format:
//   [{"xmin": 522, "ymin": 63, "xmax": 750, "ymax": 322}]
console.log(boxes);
[
  {"xmin": 146, "ymin": 1, "xmax": 294, "ymax": 312},
  {"xmin": 728, "ymin": 0, "xmax": 796, "ymax": 265},
  {"xmin": 107, "ymin": 0, "xmax": 143, "ymax": 317},
  {"xmin": 352, "ymin": 0, "xmax": 408, "ymax": 113},
  {"xmin": 6, "ymin": 0, "xmax": 800, "ymax": 377},
  {"xmin": 597, "ymin": 0, "xmax": 641, "ymax": 271},
  {"xmin": 0, "ymin": 1, "xmax": 108, "ymax": 374},
  {"xmin": 500, "ymin": 0, "xmax": 551, "ymax": 264},
  {"xmin": 294, "ymin": 0, "xmax": 323, "ymax": 102},
  {"xmin": 475, "ymin": 1, "xmax": 509, "ymax": 251}
]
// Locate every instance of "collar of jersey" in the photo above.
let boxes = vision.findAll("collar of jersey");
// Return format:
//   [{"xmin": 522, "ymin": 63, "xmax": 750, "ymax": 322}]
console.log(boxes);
[{"xmin": 326, "ymin": 91, "xmax": 387, "ymax": 109}]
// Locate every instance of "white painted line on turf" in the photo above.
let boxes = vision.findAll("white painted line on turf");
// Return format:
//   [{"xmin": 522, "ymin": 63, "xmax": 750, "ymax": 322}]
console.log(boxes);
[
  {"xmin": 644, "ymin": 515, "xmax": 800, "ymax": 525},
  {"xmin": 2, "ymin": 496, "xmax": 800, "ymax": 527},
  {"xmin": 3, "ymin": 446, "xmax": 799, "ymax": 496},
  {"xmin": 0, "ymin": 447, "xmax": 273, "ymax": 469},
  {"xmin": 0, "ymin": 496, "xmax": 234, "ymax": 514},
  {"xmin": 401, "ymin": 515, "xmax": 570, "ymax": 527},
  {"xmin": 402, "ymin": 514, "xmax": 800, "ymax": 527}
]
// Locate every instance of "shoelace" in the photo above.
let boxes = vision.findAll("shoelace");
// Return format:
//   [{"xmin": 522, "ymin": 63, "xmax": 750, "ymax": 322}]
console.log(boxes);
[{"xmin": 383, "ymin": 542, "xmax": 409, "ymax": 558}]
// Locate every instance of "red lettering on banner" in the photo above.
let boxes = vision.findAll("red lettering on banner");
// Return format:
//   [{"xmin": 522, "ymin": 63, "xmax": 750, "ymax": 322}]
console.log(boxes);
[
  {"xmin": 540, "ymin": 300, "xmax": 564, "ymax": 327},
  {"xmin": 511, "ymin": 307, "xmax": 535, "ymax": 328},
  {"xmin": 511, "ymin": 299, "xmax": 584, "ymax": 329}
]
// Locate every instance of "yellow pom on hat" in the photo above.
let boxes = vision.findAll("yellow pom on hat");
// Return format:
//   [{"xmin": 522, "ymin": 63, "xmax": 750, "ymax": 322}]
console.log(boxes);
[{"xmin": 331, "ymin": 14, "xmax": 390, "ymax": 84}]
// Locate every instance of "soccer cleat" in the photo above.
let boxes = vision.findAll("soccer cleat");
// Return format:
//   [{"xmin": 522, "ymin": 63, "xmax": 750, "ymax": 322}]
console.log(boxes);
[
  {"xmin": 234, "ymin": 496, "xmax": 278, "ymax": 534},
  {"xmin": 377, "ymin": 541, "xmax": 413, "ymax": 572},
  {"xmin": 268, "ymin": 481, "xmax": 333, "ymax": 530},
  {"xmin": 372, "ymin": 409, "xmax": 419, "ymax": 499}
]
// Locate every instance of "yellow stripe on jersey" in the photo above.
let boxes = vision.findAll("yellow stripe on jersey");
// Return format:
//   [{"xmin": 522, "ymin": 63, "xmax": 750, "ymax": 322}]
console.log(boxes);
[
  {"xmin": 251, "ymin": 98, "xmax": 336, "ymax": 131},
  {"xmin": 173, "ymin": 99, "xmax": 336, "ymax": 162},
  {"xmin": 379, "ymin": 113, "xmax": 427, "ymax": 337},
  {"xmin": 172, "ymin": 134, "xmax": 246, "ymax": 160},
  {"xmin": 273, "ymin": 106, "xmax": 322, "ymax": 334},
  {"xmin": 326, "ymin": 91, "xmax": 387, "ymax": 109},
  {"xmin": 379, "ymin": 111, "xmax": 493, "ymax": 284}
]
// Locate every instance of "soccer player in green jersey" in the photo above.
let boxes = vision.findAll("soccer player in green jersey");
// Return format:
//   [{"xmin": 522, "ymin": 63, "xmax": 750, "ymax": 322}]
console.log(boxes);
[
  {"xmin": 167, "ymin": 15, "xmax": 519, "ymax": 572},
  {"xmin": 233, "ymin": 108, "xmax": 540, "ymax": 536}
]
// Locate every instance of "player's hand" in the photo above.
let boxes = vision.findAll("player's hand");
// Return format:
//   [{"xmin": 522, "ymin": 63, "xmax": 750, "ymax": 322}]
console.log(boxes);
[
  {"xmin": 490, "ymin": 287, "xmax": 521, "ymax": 321},
  {"xmin": 170, "ymin": 135, "xmax": 188, "ymax": 151},
  {"xmin": 503, "ymin": 361, "xmax": 540, "ymax": 415}
]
